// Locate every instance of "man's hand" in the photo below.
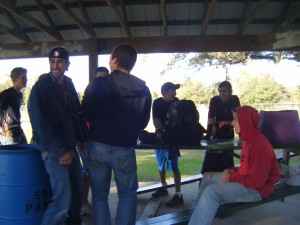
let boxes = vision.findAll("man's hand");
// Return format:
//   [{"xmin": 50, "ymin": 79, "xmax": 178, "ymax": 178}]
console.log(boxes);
[
  {"xmin": 76, "ymin": 142, "xmax": 86, "ymax": 151},
  {"xmin": 59, "ymin": 152, "xmax": 72, "ymax": 165},
  {"xmin": 155, "ymin": 127, "xmax": 165, "ymax": 144},
  {"xmin": 220, "ymin": 169, "xmax": 230, "ymax": 183}
]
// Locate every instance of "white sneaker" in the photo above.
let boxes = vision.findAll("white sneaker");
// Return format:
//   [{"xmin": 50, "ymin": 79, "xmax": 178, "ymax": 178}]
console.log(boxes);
[{"xmin": 81, "ymin": 204, "xmax": 93, "ymax": 216}]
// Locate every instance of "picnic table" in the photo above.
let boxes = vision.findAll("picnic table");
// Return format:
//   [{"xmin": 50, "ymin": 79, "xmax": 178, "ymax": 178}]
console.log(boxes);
[
  {"xmin": 136, "ymin": 138, "xmax": 299, "ymax": 164},
  {"xmin": 135, "ymin": 139, "xmax": 300, "ymax": 224}
]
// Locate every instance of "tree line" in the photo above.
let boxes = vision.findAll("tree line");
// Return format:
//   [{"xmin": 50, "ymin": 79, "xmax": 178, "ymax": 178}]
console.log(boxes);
[
  {"xmin": 165, "ymin": 73, "xmax": 300, "ymax": 108},
  {"xmin": 157, "ymin": 51, "xmax": 300, "ymax": 111},
  {"xmin": 1, "ymin": 71, "xmax": 299, "ymax": 112},
  {"xmin": 1, "ymin": 51, "xmax": 299, "ymax": 111}
]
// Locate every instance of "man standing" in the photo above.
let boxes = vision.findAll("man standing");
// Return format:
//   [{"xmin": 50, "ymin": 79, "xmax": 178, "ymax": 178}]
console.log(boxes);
[
  {"xmin": 189, "ymin": 106, "xmax": 280, "ymax": 225},
  {"xmin": 94, "ymin": 66, "xmax": 109, "ymax": 78},
  {"xmin": 80, "ymin": 66, "xmax": 109, "ymax": 216},
  {"xmin": 0, "ymin": 67, "xmax": 28, "ymax": 145},
  {"xmin": 202, "ymin": 81, "xmax": 240, "ymax": 173},
  {"xmin": 81, "ymin": 43, "xmax": 152, "ymax": 225},
  {"xmin": 152, "ymin": 82, "xmax": 184, "ymax": 207},
  {"xmin": 28, "ymin": 47, "xmax": 87, "ymax": 225}
]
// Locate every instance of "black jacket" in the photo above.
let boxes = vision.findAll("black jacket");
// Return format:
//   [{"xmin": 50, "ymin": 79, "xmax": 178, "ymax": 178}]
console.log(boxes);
[
  {"xmin": 28, "ymin": 73, "xmax": 88, "ymax": 157},
  {"xmin": 0, "ymin": 87, "xmax": 23, "ymax": 136},
  {"xmin": 81, "ymin": 70, "xmax": 152, "ymax": 147}
]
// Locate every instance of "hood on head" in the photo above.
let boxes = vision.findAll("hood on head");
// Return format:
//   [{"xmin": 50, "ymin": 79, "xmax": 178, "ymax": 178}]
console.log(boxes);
[{"xmin": 236, "ymin": 106, "xmax": 259, "ymax": 141}]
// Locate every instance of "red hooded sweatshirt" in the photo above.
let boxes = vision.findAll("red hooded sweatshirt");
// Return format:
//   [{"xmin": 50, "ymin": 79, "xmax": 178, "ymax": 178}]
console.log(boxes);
[{"xmin": 229, "ymin": 106, "xmax": 280, "ymax": 198}]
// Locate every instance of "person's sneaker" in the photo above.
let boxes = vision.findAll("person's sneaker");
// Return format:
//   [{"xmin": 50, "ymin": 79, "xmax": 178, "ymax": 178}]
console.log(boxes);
[
  {"xmin": 166, "ymin": 194, "xmax": 184, "ymax": 207},
  {"xmin": 152, "ymin": 188, "xmax": 169, "ymax": 198},
  {"xmin": 81, "ymin": 204, "xmax": 93, "ymax": 216}
]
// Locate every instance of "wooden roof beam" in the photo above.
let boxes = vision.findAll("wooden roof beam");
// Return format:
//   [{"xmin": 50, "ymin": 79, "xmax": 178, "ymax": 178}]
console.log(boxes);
[
  {"xmin": 0, "ymin": 24, "xmax": 31, "ymax": 42},
  {"xmin": 1, "ymin": 31, "xmax": 300, "ymax": 60},
  {"xmin": 201, "ymin": 0, "xmax": 217, "ymax": 35},
  {"xmin": 0, "ymin": 8, "xmax": 31, "ymax": 42},
  {"xmin": 273, "ymin": 0, "xmax": 292, "ymax": 32},
  {"xmin": 160, "ymin": 0, "xmax": 168, "ymax": 37},
  {"xmin": 240, "ymin": 0, "xmax": 250, "ymax": 23},
  {"xmin": 35, "ymin": 0, "xmax": 63, "ymax": 40},
  {"xmin": 106, "ymin": 0, "xmax": 132, "ymax": 37},
  {"xmin": 238, "ymin": 0, "xmax": 269, "ymax": 35},
  {"xmin": 77, "ymin": 0, "xmax": 96, "ymax": 37},
  {"xmin": 49, "ymin": 0, "xmax": 96, "ymax": 38},
  {"xmin": 0, "ymin": 1, "xmax": 62, "ymax": 41},
  {"xmin": 120, "ymin": 0, "xmax": 130, "ymax": 35},
  {"xmin": 275, "ymin": 7, "xmax": 300, "ymax": 32}
]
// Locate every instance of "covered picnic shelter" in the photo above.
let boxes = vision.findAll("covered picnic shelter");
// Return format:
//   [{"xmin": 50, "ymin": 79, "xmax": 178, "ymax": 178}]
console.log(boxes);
[
  {"xmin": 0, "ymin": 0, "xmax": 300, "ymax": 81},
  {"xmin": 0, "ymin": 1, "xmax": 300, "ymax": 225}
]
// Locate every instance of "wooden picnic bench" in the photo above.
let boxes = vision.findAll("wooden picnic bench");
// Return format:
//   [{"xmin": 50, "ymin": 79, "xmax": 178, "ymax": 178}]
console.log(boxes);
[
  {"xmin": 137, "ymin": 174, "xmax": 203, "ymax": 195},
  {"xmin": 136, "ymin": 184, "xmax": 300, "ymax": 225},
  {"xmin": 136, "ymin": 151, "xmax": 296, "ymax": 195},
  {"xmin": 135, "ymin": 140, "xmax": 300, "ymax": 224}
]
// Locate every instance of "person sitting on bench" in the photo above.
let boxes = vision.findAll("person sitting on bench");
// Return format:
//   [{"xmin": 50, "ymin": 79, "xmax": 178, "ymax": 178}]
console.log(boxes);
[{"xmin": 189, "ymin": 105, "xmax": 280, "ymax": 225}]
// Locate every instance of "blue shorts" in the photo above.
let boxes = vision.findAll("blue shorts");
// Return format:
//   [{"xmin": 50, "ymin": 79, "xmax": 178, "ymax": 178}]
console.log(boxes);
[
  {"xmin": 155, "ymin": 149, "xmax": 179, "ymax": 172},
  {"xmin": 79, "ymin": 149, "xmax": 89, "ymax": 175}
]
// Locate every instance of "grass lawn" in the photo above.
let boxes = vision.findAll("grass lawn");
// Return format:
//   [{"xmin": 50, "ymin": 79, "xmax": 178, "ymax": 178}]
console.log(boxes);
[
  {"xmin": 136, "ymin": 149, "xmax": 300, "ymax": 183},
  {"xmin": 136, "ymin": 150, "xmax": 206, "ymax": 182}
]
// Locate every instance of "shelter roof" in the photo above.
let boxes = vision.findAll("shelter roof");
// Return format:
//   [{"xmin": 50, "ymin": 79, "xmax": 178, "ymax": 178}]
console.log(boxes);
[{"xmin": 0, "ymin": 0, "xmax": 300, "ymax": 58}]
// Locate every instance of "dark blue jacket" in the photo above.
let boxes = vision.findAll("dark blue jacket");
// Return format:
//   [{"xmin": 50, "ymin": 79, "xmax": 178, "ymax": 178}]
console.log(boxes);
[
  {"xmin": 28, "ymin": 73, "xmax": 87, "ymax": 157},
  {"xmin": 81, "ymin": 70, "xmax": 152, "ymax": 147}
]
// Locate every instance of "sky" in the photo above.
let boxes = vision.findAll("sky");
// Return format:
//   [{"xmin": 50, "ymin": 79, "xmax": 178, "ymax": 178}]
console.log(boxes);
[{"xmin": 0, "ymin": 53, "xmax": 300, "ymax": 94}]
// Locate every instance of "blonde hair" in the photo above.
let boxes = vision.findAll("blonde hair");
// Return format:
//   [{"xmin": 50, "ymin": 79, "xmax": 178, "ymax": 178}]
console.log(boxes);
[{"xmin": 10, "ymin": 67, "xmax": 27, "ymax": 81}]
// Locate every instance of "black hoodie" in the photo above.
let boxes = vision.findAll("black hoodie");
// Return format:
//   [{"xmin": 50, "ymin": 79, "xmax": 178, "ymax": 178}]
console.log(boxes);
[{"xmin": 81, "ymin": 70, "xmax": 152, "ymax": 147}]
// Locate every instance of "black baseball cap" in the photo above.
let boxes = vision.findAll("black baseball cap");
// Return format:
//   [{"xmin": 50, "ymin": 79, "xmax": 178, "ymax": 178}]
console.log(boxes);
[
  {"xmin": 49, "ymin": 47, "xmax": 69, "ymax": 62},
  {"xmin": 161, "ymin": 82, "xmax": 180, "ymax": 94}
]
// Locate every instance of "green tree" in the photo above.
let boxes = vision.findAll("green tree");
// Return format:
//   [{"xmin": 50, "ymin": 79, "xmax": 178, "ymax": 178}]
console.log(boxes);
[
  {"xmin": 0, "ymin": 78, "xmax": 12, "ymax": 93},
  {"xmin": 237, "ymin": 73, "xmax": 288, "ymax": 105},
  {"xmin": 21, "ymin": 88, "xmax": 31, "ymax": 105},
  {"xmin": 176, "ymin": 79, "xmax": 211, "ymax": 105},
  {"xmin": 290, "ymin": 86, "xmax": 300, "ymax": 104},
  {"xmin": 151, "ymin": 90, "xmax": 159, "ymax": 102},
  {"xmin": 165, "ymin": 51, "xmax": 300, "ymax": 71},
  {"xmin": 163, "ymin": 51, "xmax": 300, "ymax": 81}
]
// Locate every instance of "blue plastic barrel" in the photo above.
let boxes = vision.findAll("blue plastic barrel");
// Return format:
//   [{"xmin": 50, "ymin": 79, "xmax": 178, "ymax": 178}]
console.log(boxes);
[{"xmin": 0, "ymin": 144, "xmax": 51, "ymax": 225}]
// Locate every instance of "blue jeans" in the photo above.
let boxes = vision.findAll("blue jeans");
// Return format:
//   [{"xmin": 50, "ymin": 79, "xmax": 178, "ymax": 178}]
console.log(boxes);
[
  {"xmin": 87, "ymin": 141, "xmax": 138, "ymax": 225},
  {"xmin": 0, "ymin": 132, "xmax": 27, "ymax": 145},
  {"xmin": 79, "ymin": 149, "xmax": 89, "ymax": 175},
  {"xmin": 40, "ymin": 150, "xmax": 83, "ymax": 225},
  {"xmin": 189, "ymin": 172, "xmax": 262, "ymax": 225}
]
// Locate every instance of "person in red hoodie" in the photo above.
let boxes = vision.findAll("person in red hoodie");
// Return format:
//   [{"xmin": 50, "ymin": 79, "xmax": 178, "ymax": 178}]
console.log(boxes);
[{"xmin": 189, "ymin": 105, "xmax": 280, "ymax": 225}]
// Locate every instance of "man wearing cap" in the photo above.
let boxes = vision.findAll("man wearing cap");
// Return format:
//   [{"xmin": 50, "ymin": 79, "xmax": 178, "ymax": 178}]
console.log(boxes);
[
  {"xmin": 28, "ymin": 47, "xmax": 87, "ymax": 225},
  {"xmin": 152, "ymin": 82, "xmax": 184, "ymax": 206}
]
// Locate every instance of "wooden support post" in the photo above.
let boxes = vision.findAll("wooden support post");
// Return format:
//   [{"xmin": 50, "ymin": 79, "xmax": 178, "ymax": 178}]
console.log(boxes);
[{"xmin": 88, "ymin": 39, "xmax": 98, "ymax": 82}]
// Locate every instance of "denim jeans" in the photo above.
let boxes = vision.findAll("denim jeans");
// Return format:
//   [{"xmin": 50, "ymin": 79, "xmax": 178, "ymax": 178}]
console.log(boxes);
[
  {"xmin": 79, "ymin": 149, "xmax": 89, "ymax": 175},
  {"xmin": 40, "ymin": 150, "xmax": 83, "ymax": 225},
  {"xmin": 189, "ymin": 172, "xmax": 262, "ymax": 225},
  {"xmin": 0, "ymin": 132, "xmax": 27, "ymax": 145},
  {"xmin": 87, "ymin": 141, "xmax": 138, "ymax": 225}
]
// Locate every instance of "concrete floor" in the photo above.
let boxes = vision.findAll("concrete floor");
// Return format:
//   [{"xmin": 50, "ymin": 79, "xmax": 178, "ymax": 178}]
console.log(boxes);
[{"xmin": 82, "ymin": 181, "xmax": 300, "ymax": 225}]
